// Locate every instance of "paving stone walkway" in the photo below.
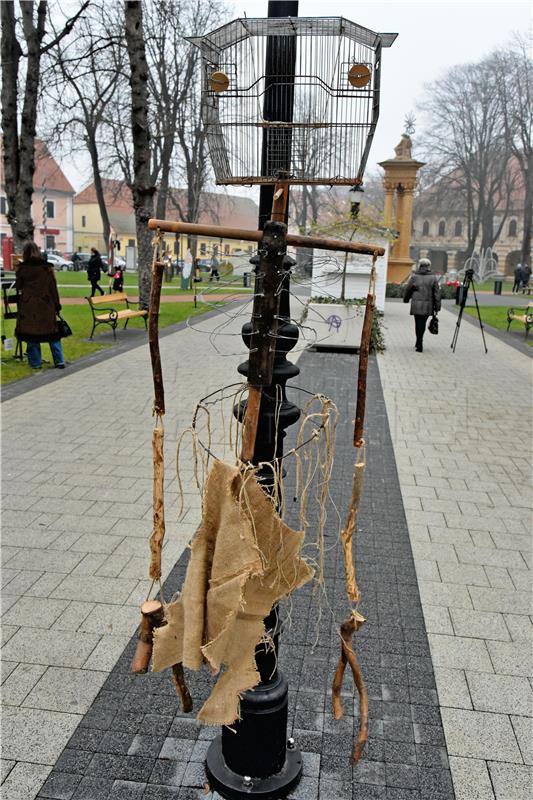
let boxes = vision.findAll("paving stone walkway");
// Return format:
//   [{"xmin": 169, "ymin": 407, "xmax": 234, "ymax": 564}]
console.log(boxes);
[
  {"xmin": 1, "ymin": 297, "xmax": 531, "ymax": 800},
  {"xmin": 378, "ymin": 303, "xmax": 532, "ymax": 799},
  {"xmin": 23, "ymin": 350, "xmax": 454, "ymax": 800}
]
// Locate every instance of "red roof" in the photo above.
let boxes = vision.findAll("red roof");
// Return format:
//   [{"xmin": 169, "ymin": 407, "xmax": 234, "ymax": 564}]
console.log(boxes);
[
  {"xmin": 74, "ymin": 178, "xmax": 258, "ymax": 228},
  {"xmin": 0, "ymin": 139, "xmax": 75, "ymax": 194}
]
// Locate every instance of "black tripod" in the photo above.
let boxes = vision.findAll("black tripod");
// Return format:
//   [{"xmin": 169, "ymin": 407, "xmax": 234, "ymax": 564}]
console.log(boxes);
[{"xmin": 451, "ymin": 268, "xmax": 488, "ymax": 353}]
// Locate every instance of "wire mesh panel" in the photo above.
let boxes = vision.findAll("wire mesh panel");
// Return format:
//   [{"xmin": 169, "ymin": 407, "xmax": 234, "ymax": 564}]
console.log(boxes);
[{"xmin": 188, "ymin": 17, "xmax": 397, "ymax": 186}]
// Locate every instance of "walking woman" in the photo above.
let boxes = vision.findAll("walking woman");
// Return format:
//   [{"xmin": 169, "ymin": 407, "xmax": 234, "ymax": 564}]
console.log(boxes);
[
  {"xmin": 87, "ymin": 248, "xmax": 105, "ymax": 296},
  {"xmin": 15, "ymin": 242, "xmax": 65, "ymax": 370},
  {"xmin": 403, "ymin": 258, "xmax": 441, "ymax": 352}
]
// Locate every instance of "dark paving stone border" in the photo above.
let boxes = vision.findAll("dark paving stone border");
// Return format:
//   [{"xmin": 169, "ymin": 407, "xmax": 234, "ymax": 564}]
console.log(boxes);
[{"xmin": 37, "ymin": 350, "xmax": 455, "ymax": 800}]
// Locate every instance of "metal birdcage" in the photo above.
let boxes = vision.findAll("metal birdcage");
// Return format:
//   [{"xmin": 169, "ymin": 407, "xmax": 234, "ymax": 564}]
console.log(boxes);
[{"xmin": 188, "ymin": 17, "xmax": 397, "ymax": 186}]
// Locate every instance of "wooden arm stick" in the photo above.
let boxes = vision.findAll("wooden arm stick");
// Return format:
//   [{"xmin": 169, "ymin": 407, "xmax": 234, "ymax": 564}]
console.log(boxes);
[
  {"xmin": 331, "ymin": 612, "xmax": 368, "ymax": 764},
  {"xmin": 171, "ymin": 663, "xmax": 193, "ymax": 712},
  {"xmin": 131, "ymin": 599, "xmax": 165, "ymax": 674},
  {"xmin": 354, "ymin": 293, "xmax": 375, "ymax": 447},
  {"xmin": 149, "ymin": 255, "xmax": 165, "ymax": 417},
  {"xmin": 149, "ymin": 425, "xmax": 165, "ymax": 580},
  {"xmin": 148, "ymin": 218, "xmax": 385, "ymax": 257}
]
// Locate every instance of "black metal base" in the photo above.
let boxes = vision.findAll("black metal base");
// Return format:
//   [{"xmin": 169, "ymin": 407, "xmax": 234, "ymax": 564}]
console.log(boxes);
[{"xmin": 206, "ymin": 736, "xmax": 302, "ymax": 799}]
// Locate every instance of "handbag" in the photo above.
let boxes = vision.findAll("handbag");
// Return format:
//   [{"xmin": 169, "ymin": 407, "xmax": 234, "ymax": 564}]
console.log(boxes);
[
  {"xmin": 428, "ymin": 314, "xmax": 439, "ymax": 335},
  {"xmin": 56, "ymin": 313, "xmax": 73, "ymax": 338}
]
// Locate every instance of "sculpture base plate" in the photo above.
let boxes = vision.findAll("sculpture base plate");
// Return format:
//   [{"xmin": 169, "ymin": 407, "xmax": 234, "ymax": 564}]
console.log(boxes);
[{"xmin": 206, "ymin": 736, "xmax": 302, "ymax": 799}]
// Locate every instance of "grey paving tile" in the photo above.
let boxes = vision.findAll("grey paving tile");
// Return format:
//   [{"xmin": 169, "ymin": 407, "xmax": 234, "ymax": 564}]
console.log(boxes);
[
  {"xmin": 440, "ymin": 708, "xmax": 523, "ymax": 763},
  {"xmin": 2, "ymin": 663, "xmax": 48, "ymax": 707},
  {"xmin": 2, "ymin": 596, "xmax": 70, "ymax": 629},
  {"xmin": 428, "ymin": 634, "xmax": 493, "ymax": 672},
  {"xmin": 1, "ymin": 758, "xmax": 16, "ymax": 783},
  {"xmin": 79, "ymin": 605, "xmax": 140, "ymax": 636},
  {"xmin": 22, "ymin": 667, "xmax": 108, "ymax": 714},
  {"xmin": 511, "ymin": 715, "xmax": 533, "ymax": 766},
  {"xmin": 1, "ymin": 660, "xmax": 19, "ymax": 684},
  {"xmin": 69, "ymin": 534, "xmax": 124, "ymax": 555},
  {"xmin": 1, "ymin": 706, "xmax": 81, "ymax": 763},
  {"xmin": 6, "ymin": 550, "xmax": 84, "ymax": 574},
  {"xmin": 39, "ymin": 771, "xmax": 82, "ymax": 799},
  {"xmin": 466, "ymin": 672, "xmax": 533, "ymax": 716},
  {"xmin": 488, "ymin": 761, "xmax": 533, "ymax": 800},
  {"xmin": 486, "ymin": 640, "xmax": 532, "ymax": 677},
  {"xmin": 50, "ymin": 576, "xmax": 138, "ymax": 604},
  {"xmin": 448, "ymin": 756, "xmax": 494, "ymax": 800},
  {"xmin": 52, "ymin": 602, "xmax": 96, "ymax": 632},
  {"xmin": 469, "ymin": 587, "xmax": 532, "ymax": 615},
  {"xmin": 0, "ymin": 761, "xmax": 52, "ymax": 800},
  {"xmin": 449, "ymin": 608, "xmax": 510, "ymax": 641},
  {"xmin": 82, "ymin": 635, "xmax": 132, "ymax": 671},
  {"xmin": 1, "ymin": 628, "xmax": 100, "ymax": 668},
  {"xmin": 418, "ymin": 581, "xmax": 472, "ymax": 609}
]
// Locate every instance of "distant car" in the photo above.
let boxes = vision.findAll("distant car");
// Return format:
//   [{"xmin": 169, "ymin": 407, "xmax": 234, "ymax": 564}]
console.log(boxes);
[
  {"xmin": 72, "ymin": 253, "xmax": 92, "ymax": 271},
  {"xmin": 196, "ymin": 259, "xmax": 212, "ymax": 273},
  {"xmin": 45, "ymin": 253, "xmax": 71, "ymax": 271}
]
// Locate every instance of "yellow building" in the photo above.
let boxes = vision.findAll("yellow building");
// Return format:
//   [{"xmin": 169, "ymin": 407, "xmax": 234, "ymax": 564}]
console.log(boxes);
[{"xmin": 73, "ymin": 180, "xmax": 259, "ymax": 263}]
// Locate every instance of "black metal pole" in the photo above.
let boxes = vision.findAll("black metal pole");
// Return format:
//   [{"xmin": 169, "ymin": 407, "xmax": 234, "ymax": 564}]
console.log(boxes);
[
  {"xmin": 258, "ymin": 0, "xmax": 299, "ymax": 231},
  {"xmin": 206, "ymin": 3, "xmax": 302, "ymax": 798}
]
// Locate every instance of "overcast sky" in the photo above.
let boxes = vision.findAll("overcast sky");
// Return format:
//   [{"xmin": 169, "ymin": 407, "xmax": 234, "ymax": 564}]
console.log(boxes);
[{"xmin": 60, "ymin": 0, "xmax": 531, "ymax": 191}]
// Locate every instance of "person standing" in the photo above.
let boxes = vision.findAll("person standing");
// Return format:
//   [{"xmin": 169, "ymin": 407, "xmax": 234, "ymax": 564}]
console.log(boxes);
[
  {"xmin": 15, "ymin": 241, "xmax": 65, "ymax": 370},
  {"xmin": 403, "ymin": 257, "xmax": 441, "ymax": 353},
  {"xmin": 209, "ymin": 253, "xmax": 220, "ymax": 282},
  {"xmin": 512, "ymin": 263, "xmax": 523, "ymax": 293},
  {"xmin": 87, "ymin": 248, "xmax": 105, "ymax": 296},
  {"xmin": 521, "ymin": 263, "xmax": 531, "ymax": 294}
]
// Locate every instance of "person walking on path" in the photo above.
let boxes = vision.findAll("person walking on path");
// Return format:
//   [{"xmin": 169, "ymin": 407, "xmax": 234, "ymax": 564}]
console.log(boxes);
[
  {"xmin": 512, "ymin": 263, "xmax": 523, "ymax": 293},
  {"xmin": 87, "ymin": 248, "xmax": 105, "ymax": 296},
  {"xmin": 403, "ymin": 257, "xmax": 441, "ymax": 352},
  {"xmin": 15, "ymin": 242, "xmax": 65, "ymax": 370},
  {"xmin": 209, "ymin": 253, "xmax": 220, "ymax": 282}
]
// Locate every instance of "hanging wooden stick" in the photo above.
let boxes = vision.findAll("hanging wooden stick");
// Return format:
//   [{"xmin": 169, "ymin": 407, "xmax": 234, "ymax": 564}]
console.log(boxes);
[{"xmin": 333, "ymin": 255, "xmax": 378, "ymax": 765}]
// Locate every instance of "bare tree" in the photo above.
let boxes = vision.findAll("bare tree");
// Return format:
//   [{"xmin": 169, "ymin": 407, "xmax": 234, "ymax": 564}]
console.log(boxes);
[
  {"xmin": 492, "ymin": 34, "xmax": 533, "ymax": 265},
  {"xmin": 1, "ymin": 0, "xmax": 88, "ymax": 250},
  {"xmin": 43, "ymin": 2, "xmax": 125, "ymax": 250},
  {"xmin": 124, "ymin": 0, "xmax": 155, "ymax": 308},
  {"xmin": 417, "ymin": 58, "xmax": 515, "ymax": 258}
]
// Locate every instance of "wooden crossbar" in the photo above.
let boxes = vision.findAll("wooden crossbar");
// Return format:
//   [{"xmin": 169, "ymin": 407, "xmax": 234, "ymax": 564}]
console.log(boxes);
[{"xmin": 148, "ymin": 219, "xmax": 385, "ymax": 258}]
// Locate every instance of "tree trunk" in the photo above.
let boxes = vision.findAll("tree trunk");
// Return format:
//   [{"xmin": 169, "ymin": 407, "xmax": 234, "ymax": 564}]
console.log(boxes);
[
  {"xmin": 124, "ymin": 0, "xmax": 155, "ymax": 309},
  {"xmin": 521, "ymin": 161, "xmax": 532, "ymax": 266},
  {"xmin": 1, "ymin": 2, "xmax": 23, "ymax": 243},
  {"xmin": 86, "ymin": 133, "xmax": 111, "ymax": 248}
]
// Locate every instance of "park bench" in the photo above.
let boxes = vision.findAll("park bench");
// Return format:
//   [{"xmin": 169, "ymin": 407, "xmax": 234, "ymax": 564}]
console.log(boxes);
[
  {"xmin": 506, "ymin": 305, "xmax": 532, "ymax": 338},
  {"xmin": 86, "ymin": 292, "xmax": 148, "ymax": 339}
]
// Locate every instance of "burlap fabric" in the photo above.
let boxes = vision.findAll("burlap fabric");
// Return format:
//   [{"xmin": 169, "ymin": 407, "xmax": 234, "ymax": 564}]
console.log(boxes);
[{"xmin": 152, "ymin": 459, "xmax": 313, "ymax": 725}]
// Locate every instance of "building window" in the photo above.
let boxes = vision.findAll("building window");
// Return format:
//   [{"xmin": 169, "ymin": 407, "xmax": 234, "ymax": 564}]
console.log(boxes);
[
  {"xmin": 45, "ymin": 200, "xmax": 55, "ymax": 219},
  {"xmin": 422, "ymin": 220, "xmax": 430, "ymax": 236},
  {"xmin": 45, "ymin": 235, "xmax": 55, "ymax": 251},
  {"xmin": 508, "ymin": 219, "xmax": 517, "ymax": 237},
  {"xmin": 128, "ymin": 239, "xmax": 135, "ymax": 248},
  {"xmin": 0, "ymin": 196, "xmax": 6, "ymax": 215},
  {"xmin": 438, "ymin": 220, "xmax": 446, "ymax": 236},
  {"xmin": 454, "ymin": 220, "xmax": 462, "ymax": 237},
  {"xmin": 200, "ymin": 242, "xmax": 206, "ymax": 255},
  {"xmin": 81, "ymin": 215, "xmax": 86, "ymax": 228},
  {"xmin": 224, "ymin": 244, "xmax": 230, "ymax": 255}
]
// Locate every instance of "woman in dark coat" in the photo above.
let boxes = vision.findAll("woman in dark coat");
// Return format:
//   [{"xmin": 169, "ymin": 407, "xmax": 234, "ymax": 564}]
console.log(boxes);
[
  {"xmin": 15, "ymin": 241, "xmax": 65, "ymax": 369},
  {"xmin": 87, "ymin": 248, "xmax": 104, "ymax": 296},
  {"xmin": 403, "ymin": 258, "xmax": 441, "ymax": 352}
]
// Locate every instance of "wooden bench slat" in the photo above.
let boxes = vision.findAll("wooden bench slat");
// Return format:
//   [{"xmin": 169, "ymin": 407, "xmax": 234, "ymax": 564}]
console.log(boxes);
[{"xmin": 88, "ymin": 292, "xmax": 129, "ymax": 305}]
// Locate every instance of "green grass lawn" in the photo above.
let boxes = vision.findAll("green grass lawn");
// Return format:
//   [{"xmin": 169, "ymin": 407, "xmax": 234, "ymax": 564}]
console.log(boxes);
[
  {"xmin": 47, "ymin": 269, "xmax": 251, "ymax": 298},
  {"xmin": 464, "ymin": 305, "xmax": 532, "ymax": 345},
  {"xmin": 1, "ymin": 299, "xmax": 217, "ymax": 386}
]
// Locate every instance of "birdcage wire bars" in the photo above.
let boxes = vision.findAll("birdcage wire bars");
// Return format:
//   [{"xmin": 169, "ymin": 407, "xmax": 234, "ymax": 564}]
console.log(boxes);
[{"xmin": 188, "ymin": 17, "xmax": 397, "ymax": 186}]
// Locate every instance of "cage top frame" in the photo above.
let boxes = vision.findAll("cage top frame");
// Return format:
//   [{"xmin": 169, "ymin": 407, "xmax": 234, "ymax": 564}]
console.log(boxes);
[{"xmin": 187, "ymin": 16, "xmax": 398, "ymax": 58}]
